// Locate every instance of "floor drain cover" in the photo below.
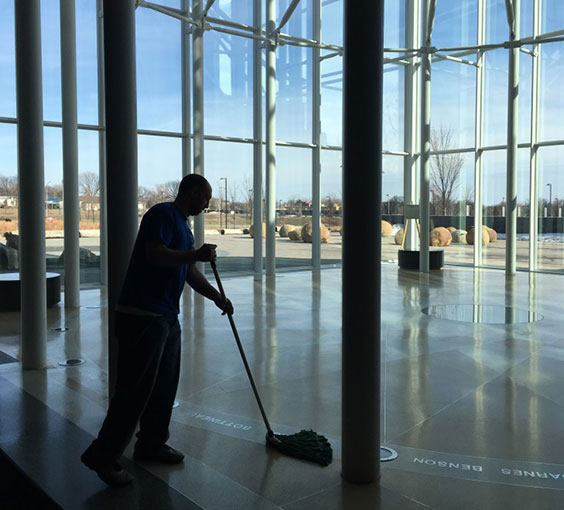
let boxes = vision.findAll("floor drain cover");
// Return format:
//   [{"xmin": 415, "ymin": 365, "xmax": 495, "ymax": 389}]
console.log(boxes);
[{"xmin": 59, "ymin": 359, "xmax": 85, "ymax": 366}]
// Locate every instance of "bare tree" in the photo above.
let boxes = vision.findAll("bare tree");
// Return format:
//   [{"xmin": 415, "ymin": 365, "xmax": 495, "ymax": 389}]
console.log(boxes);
[
  {"xmin": 158, "ymin": 180, "xmax": 180, "ymax": 202},
  {"xmin": 0, "ymin": 175, "xmax": 18, "ymax": 201},
  {"xmin": 430, "ymin": 127, "xmax": 464, "ymax": 215},
  {"xmin": 79, "ymin": 172, "xmax": 100, "ymax": 197}
]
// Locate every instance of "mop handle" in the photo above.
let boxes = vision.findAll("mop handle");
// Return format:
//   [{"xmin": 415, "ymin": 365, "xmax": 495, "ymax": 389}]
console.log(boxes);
[{"xmin": 210, "ymin": 260, "xmax": 274, "ymax": 437}]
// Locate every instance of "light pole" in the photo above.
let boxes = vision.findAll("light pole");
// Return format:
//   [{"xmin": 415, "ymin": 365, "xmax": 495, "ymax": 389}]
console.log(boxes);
[
  {"xmin": 220, "ymin": 177, "xmax": 227, "ymax": 229},
  {"xmin": 547, "ymin": 183, "xmax": 552, "ymax": 217},
  {"xmin": 386, "ymin": 194, "xmax": 389, "ymax": 215}
]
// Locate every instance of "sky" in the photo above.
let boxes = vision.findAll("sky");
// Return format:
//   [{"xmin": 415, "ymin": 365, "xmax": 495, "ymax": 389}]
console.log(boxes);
[{"xmin": 0, "ymin": 0, "xmax": 564, "ymax": 207}]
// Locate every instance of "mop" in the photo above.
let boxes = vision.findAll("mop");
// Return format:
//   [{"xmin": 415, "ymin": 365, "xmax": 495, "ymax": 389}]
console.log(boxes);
[{"xmin": 210, "ymin": 260, "xmax": 333, "ymax": 467}]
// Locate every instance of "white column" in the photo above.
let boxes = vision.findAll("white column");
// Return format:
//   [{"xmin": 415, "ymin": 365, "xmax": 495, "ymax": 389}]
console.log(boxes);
[
  {"xmin": 192, "ymin": 0, "xmax": 205, "ymax": 269},
  {"xmin": 404, "ymin": 0, "xmax": 421, "ymax": 251},
  {"xmin": 474, "ymin": 0, "xmax": 486, "ymax": 267},
  {"xmin": 60, "ymin": 0, "xmax": 81, "ymax": 308},
  {"xmin": 505, "ymin": 0, "xmax": 520, "ymax": 275},
  {"xmin": 529, "ymin": 0, "xmax": 541, "ymax": 271},
  {"xmin": 312, "ymin": 0, "xmax": 321, "ymax": 270},
  {"xmin": 15, "ymin": 0, "xmax": 47, "ymax": 370},
  {"xmin": 181, "ymin": 0, "xmax": 192, "ymax": 179},
  {"xmin": 253, "ymin": 0, "xmax": 263, "ymax": 278},
  {"xmin": 265, "ymin": 0, "xmax": 277, "ymax": 277}
]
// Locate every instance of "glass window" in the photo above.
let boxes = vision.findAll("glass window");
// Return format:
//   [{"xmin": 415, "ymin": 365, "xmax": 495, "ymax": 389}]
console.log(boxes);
[
  {"xmin": 321, "ymin": 148, "xmax": 342, "ymax": 261},
  {"xmin": 204, "ymin": 139, "xmax": 254, "ymax": 233},
  {"xmin": 204, "ymin": 30, "xmax": 254, "ymax": 139},
  {"xmin": 431, "ymin": 60, "xmax": 475, "ymax": 150},
  {"xmin": 136, "ymin": 5, "xmax": 182, "ymax": 132},
  {"xmin": 433, "ymin": 1, "xmax": 477, "ymax": 48},
  {"xmin": 138, "ymin": 134, "xmax": 182, "ymax": 192},
  {"xmin": 483, "ymin": 49, "xmax": 508, "ymax": 147},
  {"xmin": 539, "ymin": 42, "xmax": 564, "ymax": 142},
  {"xmin": 210, "ymin": 0, "xmax": 253, "ymax": 26},
  {"xmin": 277, "ymin": 46, "xmax": 312, "ymax": 143},
  {"xmin": 537, "ymin": 146, "xmax": 564, "ymax": 273},
  {"xmin": 322, "ymin": 0, "xmax": 342, "ymax": 47},
  {"xmin": 542, "ymin": 0, "xmax": 564, "ymax": 35},
  {"xmin": 486, "ymin": 0, "xmax": 510, "ymax": 45},
  {"xmin": 276, "ymin": 146, "xmax": 312, "ymax": 264},
  {"xmin": 481, "ymin": 149, "xmax": 506, "ymax": 268},
  {"xmin": 431, "ymin": 152, "xmax": 474, "ymax": 267},
  {"xmin": 382, "ymin": 155, "xmax": 403, "ymax": 263},
  {"xmin": 0, "ymin": 0, "xmax": 16, "ymax": 118},
  {"xmin": 41, "ymin": 1, "xmax": 62, "ymax": 122},
  {"xmin": 383, "ymin": 64, "xmax": 405, "ymax": 152},
  {"xmin": 76, "ymin": 0, "xmax": 98, "ymax": 125},
  {"xmin": 320, "ymin": 54, "xmax": 342, "ymax": 147},
  {"xmin": 384, "ymin": 0, "xmax": 404, "ymax": 49},
  {"xmin": 277, "ymin": 0, "xmax": 313, "ymax": 40}
]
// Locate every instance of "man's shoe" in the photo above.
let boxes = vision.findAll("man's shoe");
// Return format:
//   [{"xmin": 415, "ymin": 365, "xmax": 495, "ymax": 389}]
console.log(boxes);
[
  {"xmin": 81, "ymin": 446, "xmax": 134, "ymax": 486},
  {"xmin": 133, "ymin": 444, "xmax": 185, "ymax": 464}
]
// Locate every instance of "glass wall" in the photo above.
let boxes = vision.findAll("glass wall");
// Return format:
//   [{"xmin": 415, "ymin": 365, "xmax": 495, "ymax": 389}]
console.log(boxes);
[{"xmin": 2, "ymin": 0, "xmax": 564, "ymax": 279}]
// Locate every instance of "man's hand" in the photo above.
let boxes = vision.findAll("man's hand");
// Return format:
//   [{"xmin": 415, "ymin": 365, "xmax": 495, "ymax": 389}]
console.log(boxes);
[
  {"xmin": 214, "ymin": 294, "xmax": 234, "ymax": 316},
  {"xmin": 195, "ymin": 243, "xmax": 217, "ymax": 262}
]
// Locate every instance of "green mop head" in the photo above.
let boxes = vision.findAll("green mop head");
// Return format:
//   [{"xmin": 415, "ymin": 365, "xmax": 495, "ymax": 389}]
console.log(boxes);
[{"xmin": 266, "ymin": 430, "xmax": 333, "ymax": 466}]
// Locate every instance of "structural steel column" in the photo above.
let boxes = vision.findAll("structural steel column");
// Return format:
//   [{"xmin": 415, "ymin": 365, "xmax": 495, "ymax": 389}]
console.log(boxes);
[
  {"xmin": 181, "ymin": 0, "xmax": 191, "ymax": 179},
  {"xmin": 404, "ymin": 0, "xmax": 420, "ymax": 251},
  {"xmin": 97, "ymin": 0, "xmax": 108, "ymax": 286},
  {"xmin": 419, "ymin": 0, "xmax": 435, "ymax": 273},
  {"xmin": 529, "ymin": 0, "xmax": 541, "ymax": 271},
  {"xmin": 103, "ymin": 0, "xmax": 139, "ymax": 392},
  {"xmin": 60, "ymin": 0, "xmax": 81, "ymax": 308},
  {"xmin": 15, "ymin": 0, "xmax": 47, "ymax": 370},
  {"xmin": 474, "ymin": 0, "xmax": 485, "ymax": 267},
  {"xmin": 265, "ymin": 0, "xmax": 277, "ymax": 277},
  {"xmin": 342, "ymin": 0, "xmax": 383, "ymax": 483},
  {"xmin": 312, "ymin": 0, "xmax": 321, "ymax": 270},
  {"xmin": 505, "ymin": 0, "xmax": 519, "ymax": 275},
  {"xmin": 253, "ymin": 0, "xmax": 263, "ymax": 278},
  {"xmin": 192, "ymin": 0, "xmax": 205, "ymax": 258}
]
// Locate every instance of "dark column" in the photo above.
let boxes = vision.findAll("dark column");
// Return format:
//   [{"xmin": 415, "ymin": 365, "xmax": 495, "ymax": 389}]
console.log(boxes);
[
  {"xmin": 342, "ymin": 0, "xmax": 384, "ymax": 483},
  {"xmin": 15, "ymin": 0, "xmax": 47, "ymax": 369},
  {"xmin": 103, "ymin": 0, "xmax": 138, "ymax": 393}
]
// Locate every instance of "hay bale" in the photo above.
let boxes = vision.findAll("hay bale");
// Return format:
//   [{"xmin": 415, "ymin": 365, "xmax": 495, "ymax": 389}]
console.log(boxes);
[
  {"xmin": 249, "ymin": 223, "xmax": 266, "ymax": 238},
  {"xmin": 301, "ymin": 222, "xmax": 330, "ymax": 243},
  {"xmin": 485, "ymin": 226, "xmax": 498, "ymax": 243},
  {"xmin": 279, "ymin": 224, "xmax": 298, "ymax": 238},
  {"xmin": 381, "ymin": 220, "xmax": 393, "ymax": 237},
  {"xmin": 466, "ymin": 226, "xmax": 490, "ymax": 246},
  {"xmin": 430, "ymin": 227, "xmax": 452, "ymax": 247},
  {"xmin": 288, "ymin": 228, "xmax": 302, "ymax": 240},
  {"xmin": 451, "ymin": 229, "xmax": 467, "ymax": 244},
  {"xmin": 394, "ymin": 228, "xmax": 405, "ymax": 246},
  {"xmin": 301, "ymin": 223, "xmax": 327, "ymax": 243}
]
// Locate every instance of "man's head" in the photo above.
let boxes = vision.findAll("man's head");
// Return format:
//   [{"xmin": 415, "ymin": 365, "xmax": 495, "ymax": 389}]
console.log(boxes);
[{"xmin": 174, "ymin": 174, "xmax": 212, "ymax": 217}]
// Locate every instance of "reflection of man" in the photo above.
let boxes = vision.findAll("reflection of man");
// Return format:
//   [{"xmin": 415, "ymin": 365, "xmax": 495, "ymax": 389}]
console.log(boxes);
[{"xmin": 82, "ymin": 174, "xmax": 233, "ymax": 486}]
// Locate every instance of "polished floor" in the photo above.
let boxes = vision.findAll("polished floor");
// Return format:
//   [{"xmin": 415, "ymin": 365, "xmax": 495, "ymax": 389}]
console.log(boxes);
[{"xmin": 1, "ymin": 264, "xmax": 564, "ymax": 509}]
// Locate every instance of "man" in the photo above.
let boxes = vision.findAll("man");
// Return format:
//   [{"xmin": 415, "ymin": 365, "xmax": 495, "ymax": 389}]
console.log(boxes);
[{"xmin": 81, "ymin": 174, "xmax": 233, "ymax": 486}]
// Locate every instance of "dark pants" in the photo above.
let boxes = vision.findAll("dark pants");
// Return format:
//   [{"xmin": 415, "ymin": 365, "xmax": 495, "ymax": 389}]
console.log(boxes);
[{"xmin": 89, "ymin": 311, "xmax": 181, "ymax": 461}]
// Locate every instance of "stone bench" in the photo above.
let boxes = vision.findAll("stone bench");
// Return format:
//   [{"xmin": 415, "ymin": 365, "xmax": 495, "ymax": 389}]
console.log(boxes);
[{"xmin": 0, "ymin": 272, "xmax": 61, "ymax": 311}]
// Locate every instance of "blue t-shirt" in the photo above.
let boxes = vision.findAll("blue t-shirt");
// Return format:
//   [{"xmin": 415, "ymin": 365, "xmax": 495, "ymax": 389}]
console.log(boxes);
[{"xmin": 119, "ymin": 202, "xmax": 194, "ymax": 317}]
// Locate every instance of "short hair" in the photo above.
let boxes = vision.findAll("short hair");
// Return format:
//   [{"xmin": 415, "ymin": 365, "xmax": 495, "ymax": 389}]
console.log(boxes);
[{"xmin": 177, "ymin": 174, "xmax": 209, "ymax": 197}]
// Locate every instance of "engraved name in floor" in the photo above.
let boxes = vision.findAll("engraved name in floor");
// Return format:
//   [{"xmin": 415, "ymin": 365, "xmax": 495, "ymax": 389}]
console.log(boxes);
[{"xmin": 387, "ymin": 445, "xmax": 564, "ymax": 490}]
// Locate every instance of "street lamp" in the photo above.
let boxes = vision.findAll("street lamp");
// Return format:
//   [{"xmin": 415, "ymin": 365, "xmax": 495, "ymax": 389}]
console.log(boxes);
[
  {"xmin": 220, "ymin": 177, "xmax": 228, "ymax": 229},
  {"xmin": 547, "ymin": 183, "xmax": 552, "ymax": 217},
  {"xmin": 386, "ymin": 194, "xmax": 390, "ymax": 215}
]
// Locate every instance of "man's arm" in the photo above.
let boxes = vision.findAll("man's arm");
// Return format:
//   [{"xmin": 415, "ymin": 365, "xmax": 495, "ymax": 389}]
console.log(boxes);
[
  {"xmin": 145, "ymin": 242, "xmax": 216, "ymax": 267},
  {"xmin": 186, "ymin": 264, "xmax": 234, "ymax": 315}
]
